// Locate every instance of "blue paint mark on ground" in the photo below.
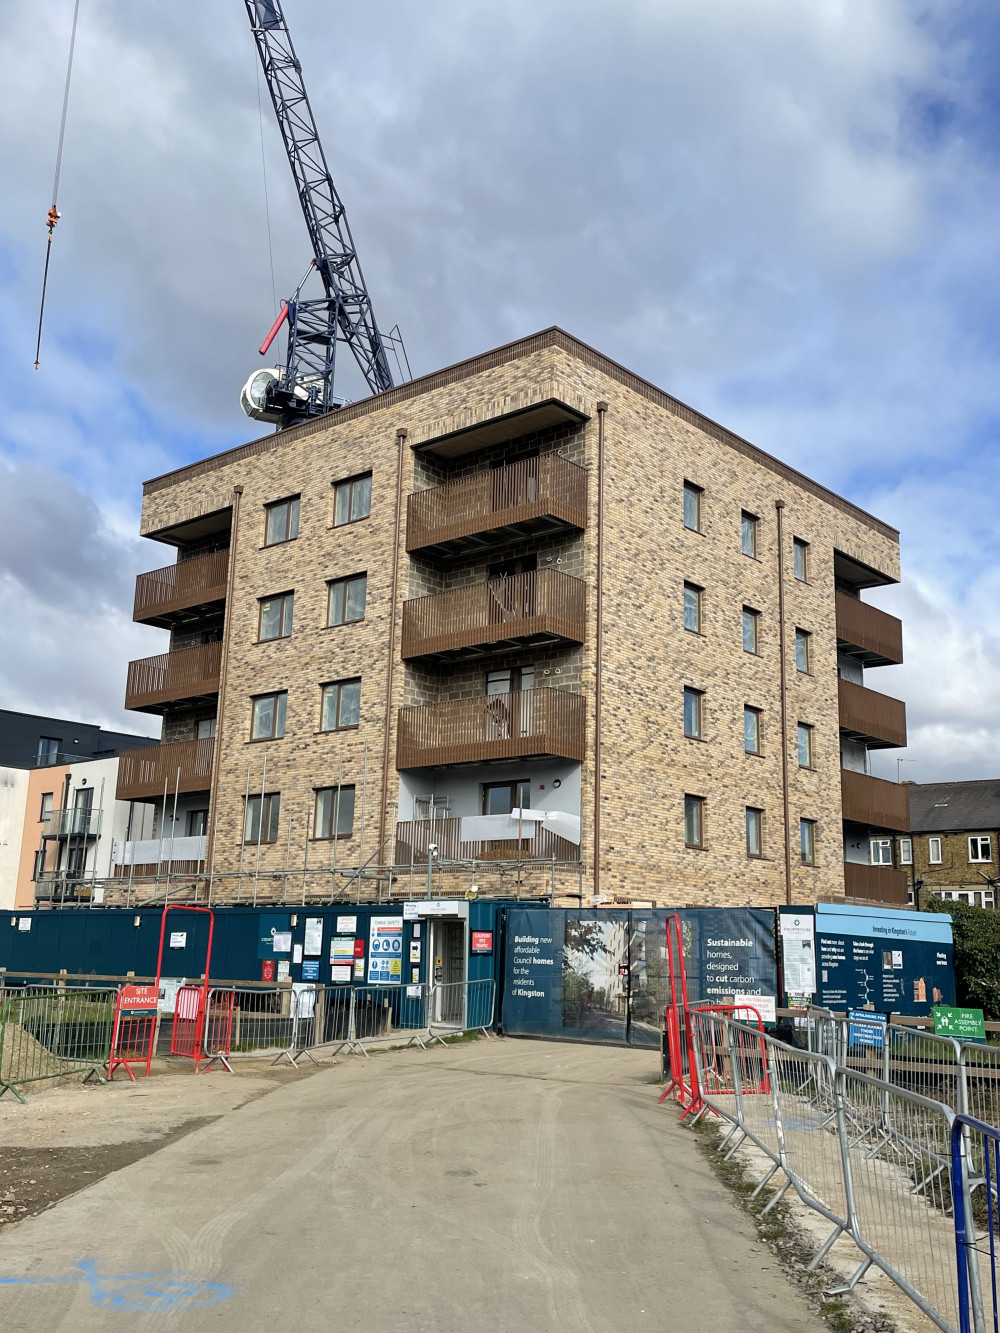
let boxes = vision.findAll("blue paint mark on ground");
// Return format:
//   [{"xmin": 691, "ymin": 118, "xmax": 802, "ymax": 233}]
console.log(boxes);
[{"xmin": 0, "ymin": 1260, "xmax": 234, "ymax": 1311}]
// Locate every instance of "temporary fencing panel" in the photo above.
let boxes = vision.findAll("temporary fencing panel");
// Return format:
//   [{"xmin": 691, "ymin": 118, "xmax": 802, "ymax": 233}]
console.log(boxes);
[
  {"xmin": 952, "ymin": 1114, "xmax": 1000, "ymax": 1333},
  {"xmin": 428, "ymin": 979, "xmax": 496, "ymax": 1043},
  {"xmin": 106, "ymin": 985, "xmax": 159, "ymax": 1082},
  {"xmin": 201, "ymin": 989, "xmax": 236, "ymax": 1071},
  {"xmin": 685, "ymin": 1009, "xmax": 972, "ymax": 1332},
  {"xmin": 0, "ymin": 986, "xmax": 115, "ymax": 1101}
]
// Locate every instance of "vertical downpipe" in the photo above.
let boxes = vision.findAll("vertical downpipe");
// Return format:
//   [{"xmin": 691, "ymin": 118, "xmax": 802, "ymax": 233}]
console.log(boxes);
[
  {"xmin": 775, "ymin": 499, "xmax": 793, "ymax": 906},
  {"xmin": 206, "ymin": 484, "xmax": 243, "ymax": 877},
  {"xmin": 378, "ymin": 428, "xmax": 408, "ymax": 867},
  {"xmin": 593, "ymin": 402, "xmax": 609, "ymax": 901}
]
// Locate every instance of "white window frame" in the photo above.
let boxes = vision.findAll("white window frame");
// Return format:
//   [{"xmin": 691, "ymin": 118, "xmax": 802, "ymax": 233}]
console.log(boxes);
[
  {"xmin": 870, "ymin": 837, "xmax": 893, "ymax": 866},
  {"xmin": 928, "ymin": 837, "xmax": 942, "ymax": 864},
  {"xmin": 969, "ymin": 835, "xmax": 992, "ymax": 863},
  {"xmin": 898, "ymin": 837, "xmax": 912, "ymax": 866}
]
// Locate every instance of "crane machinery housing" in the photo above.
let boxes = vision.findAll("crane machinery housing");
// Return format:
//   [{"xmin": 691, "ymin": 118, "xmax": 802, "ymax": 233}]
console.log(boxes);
[{"xmin": 239, "ymin": 0, "xmax": 407, "ymax": 428}]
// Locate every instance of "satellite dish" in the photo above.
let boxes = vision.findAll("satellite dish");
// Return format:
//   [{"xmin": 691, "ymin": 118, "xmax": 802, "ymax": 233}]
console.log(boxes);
[{"xmin": 240, "ymin": 368, "xmax": 283, "ymax": 423}]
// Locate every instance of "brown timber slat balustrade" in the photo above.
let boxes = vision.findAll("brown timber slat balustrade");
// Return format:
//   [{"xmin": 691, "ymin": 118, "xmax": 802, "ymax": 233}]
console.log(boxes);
[
  {"xmin": 116, "ymin": 737, "xmax": 216, "ymax": 801},
  {"xmin": 840, "ymin": 769, "xmax": 910, "ymax": 832},
  {"xmin": 837, "ymin": 678, "xmax": 907, "ymax": 749},
  {"xmin": 843, "ymin": 862, "xmax": 910, "ymax": 906},
  {"xmin": 834, "ymin": 591, "xmax": 903, "ymax": 667},
  {"xmin": 406, "ymin": 454, "xmax": 587, "ymax": 553},
  {"xmin": 133, "ymin": 549, "xmax": 229, "ymax": 626},
  {"xmin": 397, "ymin": 688, "xmax": 586, "ymax": 769},
  {"xmin": 401, "ymin": 569, "xmax": 586, "ymax": 660},
  {"xmin": 124, "ymin": 641, "xmax": 222, "ymax": 712}
]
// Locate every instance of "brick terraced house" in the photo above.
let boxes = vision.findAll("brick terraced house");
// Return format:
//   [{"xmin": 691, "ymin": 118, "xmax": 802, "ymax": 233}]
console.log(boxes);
[
  {"xmin": 110, "ymin": 328, "xmax": 910, "ymax": 908},
  {"xmin": 904, "ymin": 780, "xmax": 1000, "ymax": 911}
]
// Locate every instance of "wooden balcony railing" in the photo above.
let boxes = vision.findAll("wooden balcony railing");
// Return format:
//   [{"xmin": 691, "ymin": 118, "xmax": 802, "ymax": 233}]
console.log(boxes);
[
  {"xmin": 843, "ymin": 862, "xmax": 910, "ymax": 906},
  {"xmin": 401, "ymin": 569, "xmax": 586, "ymax": 660},
  {"xmin": 116, "ymin": 737, "xmax": 216, "ymax": 801},
  {"xmin": 838, "ymin": 678, "xmax": 907, "ymax": 748},
  {"xmin": 395, "ymin": 816, "xmax": 580, "ymax": 864},
  {"xmin": 124, "ymin": 641, "xmax": 222, "ymax": 713},
  {"xmin": 133, "ymin": 548, "xmax": 228, "ymax": 626},
  {"xmin": 397, "ymin": 688, "xmax": 586, "ymax": 769},
  {"xmin": 840, "ymin": 769, "xmax": 910, "ymax": 832},
  {"xmin": 835, "ymin": 591, "xmax": 903, "ymax": 667},
  {"xmin": 406, "ymin": 453, "xmax": 588, "ymax": 553}
]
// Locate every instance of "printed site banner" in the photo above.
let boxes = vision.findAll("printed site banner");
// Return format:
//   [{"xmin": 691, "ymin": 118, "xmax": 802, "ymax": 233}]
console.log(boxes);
[{"xmin": 502, "ymin": 908, "xmax": 777, "ymax": 1047}]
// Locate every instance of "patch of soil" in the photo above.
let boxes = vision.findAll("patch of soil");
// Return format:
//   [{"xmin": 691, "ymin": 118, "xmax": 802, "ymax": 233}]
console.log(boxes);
[{"xmin": 0, "ymin": 1117, "xmax": 216, "ymax": 1232}]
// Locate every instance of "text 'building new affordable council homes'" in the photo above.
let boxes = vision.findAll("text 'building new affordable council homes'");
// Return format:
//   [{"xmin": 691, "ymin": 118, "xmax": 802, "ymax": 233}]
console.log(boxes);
[{"xmin": 112, "ymin": 328, "xmax": 910, "ymax": 909}]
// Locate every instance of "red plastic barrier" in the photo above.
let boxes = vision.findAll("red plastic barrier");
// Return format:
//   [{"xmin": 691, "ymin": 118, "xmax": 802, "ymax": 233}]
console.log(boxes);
[
  {"xmin": 692, "ymin": 1004, "xmax": 770, "ymax": 1104},
  {"xmin": 659, "ymin": 913, "xmax": 700, "ymax": 1116},
  {"xmin": 107, "ymin": 985, "xmax": 159, "ymax": 1081},
  {"xmin": 171, "ymin": 985, "xmax": 206, "ymax": 1066}
]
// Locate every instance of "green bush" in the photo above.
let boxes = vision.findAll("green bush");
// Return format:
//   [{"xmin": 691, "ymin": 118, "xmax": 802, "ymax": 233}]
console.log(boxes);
[{"xmin": 924, "ymin": 897, "xmax": 1000, "ymax": 1018}]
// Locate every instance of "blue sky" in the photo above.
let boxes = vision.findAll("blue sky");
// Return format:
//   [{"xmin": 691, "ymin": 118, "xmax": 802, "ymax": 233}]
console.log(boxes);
[{"xmin": 1, "ymin": 0, "xmax": 999, "ymax": 782}]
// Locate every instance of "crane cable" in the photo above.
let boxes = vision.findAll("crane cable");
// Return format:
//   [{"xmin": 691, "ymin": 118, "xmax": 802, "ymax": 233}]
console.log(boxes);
[{"xmin": 34, "ymin": 0, "xmax": 82, "ymax": 370}]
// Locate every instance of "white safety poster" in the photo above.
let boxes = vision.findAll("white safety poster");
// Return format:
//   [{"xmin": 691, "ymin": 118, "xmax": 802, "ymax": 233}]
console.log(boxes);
[
  {"xmin": 304, "ymin": 917, "xmax": 324, "ymax": 956},
  {"xmin": 368, "ymin": 915, "xmax": 403, "ymax": 984},
  {"xmin": 780, "ymin": 912, "xmax": 816, "ymax": 996},
  {"xmin": 330, "ymin": 938, "xmax": 355, "ymax": 966},
  {"xmin": 336, "ymin": 915, "xmax": 357, "ymax": 935}
]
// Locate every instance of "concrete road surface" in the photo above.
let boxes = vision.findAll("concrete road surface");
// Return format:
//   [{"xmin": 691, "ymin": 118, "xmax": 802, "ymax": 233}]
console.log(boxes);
[{"xmin": 0, "ymin": 1039, "xmax": 823, "ymax": 1333}]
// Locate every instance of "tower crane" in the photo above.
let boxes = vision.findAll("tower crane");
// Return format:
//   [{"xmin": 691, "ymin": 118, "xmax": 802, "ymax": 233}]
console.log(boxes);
[{"xmin": 239, "ymin": 0, "xmax": 406, "ymax": 427}]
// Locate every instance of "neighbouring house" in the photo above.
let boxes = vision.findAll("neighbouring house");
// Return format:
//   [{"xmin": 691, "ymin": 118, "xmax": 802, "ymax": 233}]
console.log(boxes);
[{"xmin": 904, "ymin": 780, "xmax": 1000, "ymax": 910}]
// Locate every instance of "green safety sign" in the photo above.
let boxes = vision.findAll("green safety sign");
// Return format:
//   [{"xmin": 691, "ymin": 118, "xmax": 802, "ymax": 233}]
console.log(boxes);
[{"xmin": 933, "ymin": 1005, "xmax": 987, "ymax": 1044}]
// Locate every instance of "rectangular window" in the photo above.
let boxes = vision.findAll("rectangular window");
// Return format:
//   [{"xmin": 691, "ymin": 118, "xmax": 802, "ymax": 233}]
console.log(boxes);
[
  {"xmin": 899, "ymin": 837, "xmax": 913, "ymax": 866},
  {"xmin": 795, "ymin": 628, "xmax": 811, "ymax": 673},
  {"xmin": 196, "ymin": 717, "xmax": 217, "ymax": 739},
  {"xmin": 744, "ymin": 706, "xmax": 761, "ymax": 754},
  {"xmin": 742, "ymin": 607, "xmax": 759, "ymax": 654},
  {"xmin": 32, "ymin": 849, "xmax": 47, "ymax": 881},
  {"xmin": 746, "ymin": 807, "xmax": 763, "ymax": 858},
  {"xmin": 327, "ymin": 573, "xmax": 368, "ymax": 627},
  {"xmin": 258, "ymin": 591, "xmax": 294, "ymax": 641},
  {"xmin": 969, "ymin": 835, "xmax": 992, "ymax": 863},
  {"xmin": 683, "ymin": 481, "xmax": 702, "ymax": 532},
  {"xmin": 251, "ymin": 691, "xmax": 287, "ymax": 740},
  {"xmin": 321, "ymin": 679, "xmax": 362, "ymax": 731},
  {"xmin": 741, "ymin": 511, "xmax": 758, "ymax": 558},
  {"xmin": 333, "ymin": 472, "xmax": 373, "ymax": 526},
  {"xmin": 39, "ymin": 792, "xmax": 53, "ymax": 822},
  {"xmin": 36, "ymin": 737, "xmax": 60, "ymax": 766},
  {"xmin": 797, "ymin": 722, "xmax": 814, "ymax": 768},
  {"xmin": 483, "ymin": 779, "xmax": 532, "ymax": 816},
  {"xmin": 314, "ymin": 785, "xmax": 356, "ymax": 839},
  {"xmin": 186, "ymin": 809, "xmax": 209, "ymax": 837},
  {"xmin": 928, "ymin": 837, "xmax": 942, "ymax": 864},
  {"xmin": 800, "ymin": 819, "xmax": 815, "ymax": 865},
  {"xmin": 264, "ymin": 496, "xmax": 300, "ymax": 546},
  {"xmin": 683, "ymin": 688, "xmax": 702, "ymax": 739},
  {"xmin": 870, "ymin": 837, "xmax": 893, "ymax": 866},
  {"xmin": 793, "ymin": 538, "xmax": 809, "ymax": 582},
  {"xmin": 244, "ymin": 793, "xmax": 281, "ymax": 843},
  {"xmin": 684, "ymin": 795, "xmax": 704, "ymax": 848},
  {"xmin": 683, "ymin": 582, "xmax": 702, "ymax": 633}
]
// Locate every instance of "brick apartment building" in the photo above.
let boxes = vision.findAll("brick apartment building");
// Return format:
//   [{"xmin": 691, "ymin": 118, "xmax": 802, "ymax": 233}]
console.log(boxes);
[
  {"xmin": 904, "ymin": 780, "xmax": 1000, "ymax": 910},
  {"xmin": 111, "ymin": 327, "xmax": 910, "ymax": 908}
]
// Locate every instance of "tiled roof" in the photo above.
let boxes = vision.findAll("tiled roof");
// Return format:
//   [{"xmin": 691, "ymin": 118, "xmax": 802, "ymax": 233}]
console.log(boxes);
[{"xmin": 906, "ymin": 780, "xmax": 1000, "ymax": 832}]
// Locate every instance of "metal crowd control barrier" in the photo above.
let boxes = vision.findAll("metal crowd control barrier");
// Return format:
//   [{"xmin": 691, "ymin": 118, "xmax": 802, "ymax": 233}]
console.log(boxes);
[
  {"xmin": 0, "ymin": 985, "xmax": 116, "ymax": 1101},
  {"xmin": 334, "ymin": 984, "xmax": 429, "ymax": 1056},
  {"xmin": 953, "ymin": 1113, "xmax": 1000, "ymax": 1333},
  {"xmin": 201, "ymin": 989, "xmax": 236, "ymax": 1071},
  {"xmin": 687, "ymin": 1012, "xmax": 968, "ymax": 1332},
  {"xmin": 427, "ymin": 979, "xmax": 497, "ymax": 1044}
]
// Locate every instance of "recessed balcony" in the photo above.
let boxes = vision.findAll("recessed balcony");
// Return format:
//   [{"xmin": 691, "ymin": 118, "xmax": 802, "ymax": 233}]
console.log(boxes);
[
  {"xmin": 843, "ymin": 862, "xmax": 910, "ymax": 906},
  {"xmin": 406, "ymin": 454, "xmax": 587, "ymax": 556},
  {"xmin": 133, "ymin": 549, "xmax": 229, "ymax": 628},
  {"xmin": 395, "ymin": 815, "xmax": 580, "ymax": 864},
  {"xmin": 401, "ymin": 569, "xmax": 586, "ymax": 661},
  {"xmin": 116, "ymin": 737, "xmax": 215, "ymax": 801},
  {"xmin": 835, "ymin": 591, "xmax": 903, "ymax": 668},
  {"xmin": 124, "ymin": 641, "xmax": 222, "ymax": 714},
  {"xmin": 838, "ymin": 678, "xmax": 907, "ymax": 749},
  {"xmin": 397, "ymin": 688, "xmax": 586, "ymax": 769},
  {"xmin": 841, "ymin": 769, "xmax": 910, "ymax": 832}
]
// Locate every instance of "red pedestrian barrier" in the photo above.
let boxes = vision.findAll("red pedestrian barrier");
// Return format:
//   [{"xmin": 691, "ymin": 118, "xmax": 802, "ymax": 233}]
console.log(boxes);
[
  {"xmin": 107, "ymin": 985, "xmax": 159, "ymax": 1081},
  {"xmin": 659, "ymin": 913, "xmax": 700, "ymax": 1116},
  {"xmin": 691, "ymin": 1004, "xmax": 770, "ymax": 1106},
  {"xmin": 171, "ymin": 985, "xmax": 206, "ymax": 1067}
]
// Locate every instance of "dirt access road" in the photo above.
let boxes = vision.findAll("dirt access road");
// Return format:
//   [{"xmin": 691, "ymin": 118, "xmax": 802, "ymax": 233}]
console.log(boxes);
[{"xmin": 0, "ymin": 1039, "xmax": 825, "ymax": 1333}]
